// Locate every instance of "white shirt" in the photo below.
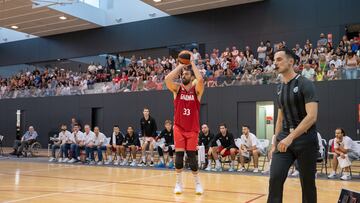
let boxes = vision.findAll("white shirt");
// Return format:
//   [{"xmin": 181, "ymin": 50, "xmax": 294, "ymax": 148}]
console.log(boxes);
[
  {"xmin": 301, "ymin": 68, "xmax": 315, "ymax": 80},
  {"xmin": 193, "ymin": 52, "xmax": 201, "ymax": 60},
  {"xmin": 334, "ymin": 136, "xmax": 360, "ymax": 155},
  {"xmin": 317, "ymin": 132, "xmax": 324, "ymax": 156},
  {"xmin": 70, "ymin": 131, "xmax": 85, "ymax": 144},
  {"xmin": 84, "ymin": 131, "xmax": 96, "ymax": 145},
  {"xmin": 94, "ymin": 132, "xmax": 106, "ymax": 146},
  {"xmin": 58, "ymin": 130, "xmax": 72, "ymax": 144},
  {"xmin": 241, "ymin": 133, "xmax": 262, "ymax": 149}
]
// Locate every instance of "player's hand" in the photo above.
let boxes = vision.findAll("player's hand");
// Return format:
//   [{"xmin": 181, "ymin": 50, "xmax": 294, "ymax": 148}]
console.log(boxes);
[
  {"xmin": 220, "ymin": 148, "xmax": 227, "ymax": 155},
  {"xmin": 277, "ymin": 137, "xmax": 293, "ymax": 152}
]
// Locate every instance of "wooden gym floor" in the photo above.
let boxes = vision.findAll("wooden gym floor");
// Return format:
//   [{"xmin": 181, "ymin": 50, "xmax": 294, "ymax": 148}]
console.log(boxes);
[{"xmin": 0, "ymin": 157, "xmax": 359, "ymax": 203}]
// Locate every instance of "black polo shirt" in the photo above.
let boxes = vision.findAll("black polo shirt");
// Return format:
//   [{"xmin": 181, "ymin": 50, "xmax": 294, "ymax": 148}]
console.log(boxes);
[
  {"xmin": 158, "ymin": 129, "xmax": 174, "ymax": 145},
  {"xmin": 140, "ymin": 116, "xmax": 157, "ymax": 137},
  {"xmin": 210, "ymin": 132, "xmax": 237, "ymax": 150},
  {"xmin": 198, "ymin": 132, "xmax": 216, "ymax": 148},
  {"xmin": 277, "ymin": 74, "xmax": 318, "ymax": 140}
]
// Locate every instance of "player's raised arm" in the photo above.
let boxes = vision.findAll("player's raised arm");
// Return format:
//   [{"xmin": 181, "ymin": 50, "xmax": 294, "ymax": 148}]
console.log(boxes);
[
  {"xmin": 189, "ymin": 56, "xmax": 204, "ymax": 100},
  {"xmin": 165, "ymin": 64, "xmax": 183, "ymax": 96}
]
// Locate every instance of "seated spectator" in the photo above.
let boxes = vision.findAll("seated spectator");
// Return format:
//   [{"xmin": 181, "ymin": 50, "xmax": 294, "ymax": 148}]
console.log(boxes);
[
  {"xmin": 155, "ymin": 120, "xmax": 175, "ymax": 168},
  {"xmin": 11, "ymin": 126, "xmax": 38, "ymax": 157},
  {"xmin": 105, "ymin": 125, "xmax": 124, "ymax": 165},
  {"xmin": 238, "ymin": 125, "xmax": 265, "ymax": 173},
  {"xmin": 317, "ymin": 33, "xmax": 328, "ymax": 48},
  {"xmin": 257, "ymin": 41, "xmax": 267, "ymax": 64},
  {"xmin": 93, "ymin": 126, "xmax": 106, "ymax": 165},
  {"xmin": 122, "ymin": 126, "xmax": 141, "ymax": 166},
  {"xmin": 68, "ymin": 124, "xmax": 85, "ymax": 163},
  {"xmin": 208, "ymin": 123, "xmax": 238, "ymax": 172},
  {"xmin": 198, "ymin": 124, "xmax": 216, "ymax": 170},
  {"xmin": 328, "ymin": 128, "xmax": 360, "ymax": 180},
  {"xmin": 49, "ymin": 124, "xmax": 71, "ymax": 162},
  {"xmin": 83, "ymin": 125, "xmax": 96, "ymax": 164},
  {"xmin": 301, "ymin": 64, "xmax": 315, "ymax": 81}
]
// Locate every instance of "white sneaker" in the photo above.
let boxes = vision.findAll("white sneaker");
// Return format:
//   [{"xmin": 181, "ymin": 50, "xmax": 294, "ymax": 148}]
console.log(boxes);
[
  {"xmin": 195, "ymin": 183, "xmax": 203, "ymax": 195},
  {"xmin": 262, "ymin": 169, "xmax": 270, "ymax": 175},
  {"xmin": 212, "ymin": 166, "xmax": 222, "ymax": 172},
  {"xmin": 291, "ymin": 170, "xmax": 299, "ymax": 177},
  {"xmin": 62, "ymin": 158, "xmax": 69, "ymax": 163},
  {"xmin": 48, "ymin": 157, "xmax": 56, "ymax": 162},
  {"xmin": 89, "ymin": 161, "xmax": 96, "ymax": 165},
  {"xmin": 114, "ymin": 160, "xmax": 120, "ymax": 165},
  {"xmin": 237, "ymin": 167, "xmax": 246, "ymax": 172},
  {"xmin": 130, "ymin": 161, "xmax": 137, "ymax": 167},
  {"xmin": 58, "ymin": 158, "xmax": 63, "ymax": 163},
  {"xmin": 68, "ymin": 158, "xmax": 77, "ymax": 163},
  {"xmin": 228, "ymin": 167, "xmax": 235, "ymax": 172},
  {"xmin": 104, "ymin": 160, "xmax": 112, "ymax": 165},
  {"xmin": 205, "ymin": 166, "xmax": 212, "ymax": 171},
  {"xmin": 340, "ymin": 174, "xmax": 351, "ymax": 181},
  {"xmin": 120, "ymin": 160, "xmax": 128, "ymax": 166},
  {"xmin": 97, "ymin": 161, "xmax": 103, "ymax": 165},
  {"xmin": 174, "ymin": 183, "xmax": 183, "ymax": 194},
  {"xmin": 327, "ymin": 171, "xmax": 337, "ymax": 179},
  {"xmin": 253, "ymin": 168, "xmax": 260, "ymax": 173}
]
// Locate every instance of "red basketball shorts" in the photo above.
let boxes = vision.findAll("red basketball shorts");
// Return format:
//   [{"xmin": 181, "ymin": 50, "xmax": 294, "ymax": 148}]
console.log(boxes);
[{"xmin": 173, "ymin": 125, "xmax": 198, "ymax": 151}]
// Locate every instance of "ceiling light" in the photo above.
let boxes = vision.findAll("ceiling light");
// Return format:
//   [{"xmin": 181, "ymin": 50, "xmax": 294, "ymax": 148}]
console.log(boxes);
[
  {"xmin": 11, "ymin": 25, "xmax": 18, "ymax": 29},
  {"xmin": 153, "ymin": 0, "xmax": 162, "ymax": 2},
  {"xmin": 59, "ymin": 16, "xmax": 67, "ymax": 20}
]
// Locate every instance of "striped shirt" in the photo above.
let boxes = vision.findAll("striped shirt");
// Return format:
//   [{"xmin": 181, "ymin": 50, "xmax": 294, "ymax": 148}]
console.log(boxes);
[{"xmin": 277, "ymin": 74, "xmax": 318, "ymax": 139}]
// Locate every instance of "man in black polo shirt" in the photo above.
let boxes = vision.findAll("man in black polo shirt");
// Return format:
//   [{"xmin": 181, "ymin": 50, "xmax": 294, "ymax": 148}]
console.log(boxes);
[
  {"xmin": 123, "ymin": 126, "xmax": 141, "ymax": 167},
  {"xmin": 198, "ymin": 124, "xmax": 216, "ymax": 170},
  {"xmin": 208, "ymin": 123, "xmax": 238, "ymax": 172},
  {"xmin": 155, "ymin": 120, "xmax": 175, "ymax": 169},
  {"xmin": 267, "ymin": 48, "xmax": 319, "ymax": 203},
  {"xmin": 139, "ymin": 107, "xmax": 158, "ymax": 166}
]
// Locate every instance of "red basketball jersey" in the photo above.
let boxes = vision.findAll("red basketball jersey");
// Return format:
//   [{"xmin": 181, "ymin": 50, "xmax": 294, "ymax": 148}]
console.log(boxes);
[{"xmin": 174, "ymin": 84, "xmax": 200, "ymax": 133}]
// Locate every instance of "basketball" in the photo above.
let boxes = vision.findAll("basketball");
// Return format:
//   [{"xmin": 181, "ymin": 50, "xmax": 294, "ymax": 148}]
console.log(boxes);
[{"xmin": 178, "ymin": 50, "xmax": 191, "ymax": 65}]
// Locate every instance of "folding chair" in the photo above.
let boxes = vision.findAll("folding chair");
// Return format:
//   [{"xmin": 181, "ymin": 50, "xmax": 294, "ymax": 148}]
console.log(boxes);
[
  {"xmin": 316, "ymin": 139, "xmax": 328, "ymax": 175},
  {"xmin": 258, "ymin": 139, "xmax": 270, "ymax": 171},
  {"xmin": 0, "ymin": 135, "xmax": 4, "ymax": 156}
]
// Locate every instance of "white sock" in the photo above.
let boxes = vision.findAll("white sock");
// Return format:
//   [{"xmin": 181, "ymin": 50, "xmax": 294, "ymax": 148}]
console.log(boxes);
[
  {"xmin": 150, "ymin": 156, "xmax": 154, "ymax": 162},
  {"xmin": 160, "ymin": 157, "xmax": 164, "ymax": 163},
  {"xmin": 142, "ymin": 156, "xmax": 146, "ymax": 163},
  {"xmin": 344, "ymin": 172, "xmax": 350, "ymax": 176},
  {"xmin": 108, "ymin": 155, "xmax": 112, "ymax": 162},
  {"xmin": 215, "ymin": 159, "xmax": 221, "ymax": 167},
  {"xmin": 231, "ymin": 161, "xmax": 235, "ymax": 168},
  {"xmin": 193, "ymin": 174, "xmax": 201, "ymax": 185},
  {"xmin": 176, "ymin": 172, "xmax": 182, "ymax": 185},
  {"xmin": 207, "ymin": 160, "xmax": 212, "ymax": 167}
]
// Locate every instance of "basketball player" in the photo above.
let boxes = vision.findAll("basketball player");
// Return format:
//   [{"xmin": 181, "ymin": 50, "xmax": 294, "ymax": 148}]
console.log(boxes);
[
  {"xmin": 268, "ymin": 48, "xmax": 319, "ymax": 203},
  {"xmin": 165, "ymin": 51, "xmax": 204, "ymax": 195}
]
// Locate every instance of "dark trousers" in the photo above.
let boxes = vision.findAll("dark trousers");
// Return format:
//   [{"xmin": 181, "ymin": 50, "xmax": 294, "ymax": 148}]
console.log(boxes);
[
  {"xmin": 157, "ymin": 145, "xmax": 174, "ymax": 157},
  {"xmin": 13, "ymin": 140, "xmax": 34, "ymax": 154},
  {"xmin": 267, "ymin": 131, "xmax": 318, "ymax": 203}
]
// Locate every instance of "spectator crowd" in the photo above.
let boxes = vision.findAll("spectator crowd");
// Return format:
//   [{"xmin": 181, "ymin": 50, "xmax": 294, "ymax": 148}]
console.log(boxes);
[{"xmin": 1, "ymin": 32, "xmax": 359, "ymax": 99}]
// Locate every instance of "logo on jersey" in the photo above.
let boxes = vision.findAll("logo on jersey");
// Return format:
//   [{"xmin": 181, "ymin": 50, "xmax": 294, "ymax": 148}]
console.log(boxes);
[
  {"xmin": 180, "ymin": 94, "xmax": 195, "ymax": 101},
  {"xmin": 293, "ymin": 86, "xmax": 298, "ymax": 93}
]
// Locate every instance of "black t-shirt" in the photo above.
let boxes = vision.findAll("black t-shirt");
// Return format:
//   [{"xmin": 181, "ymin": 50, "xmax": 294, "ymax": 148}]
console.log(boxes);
[
  {"xmin": 158, "ymin": 129, "xmax": 174, "ymax": 145},
  {"xmin": 109, "ymin": 132, "xmax": 125, "ymax": 145},
  {"xmin": 210, "ymin": 132, "xmax": 237, "ymax": 150},
  {"xmin": 277, "ymin": 74, "xmax": 318, "ymax": 140},
  {"xmin": 198, "ymin": 132, "xmax": 216, "ymax": 148},
  {"xmin": 124, "ymin": 133, "xmax": 141, "ymax": 147},
  {"xmin": 140, "ymin": 116, "xmax": 157, "ymax": 137}
]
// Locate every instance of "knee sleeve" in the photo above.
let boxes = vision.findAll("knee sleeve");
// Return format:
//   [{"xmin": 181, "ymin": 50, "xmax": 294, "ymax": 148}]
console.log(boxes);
[
  {"xmin": 175, "ymin": 151, "xmax": 185, "ymax": 169},
  {"xmin": 186, "ymin": 151, "xmax": 198, "ymax": 172},
  {"xmin": 157, "ymin": 146, "xmax": 164, "ymax": 157}
]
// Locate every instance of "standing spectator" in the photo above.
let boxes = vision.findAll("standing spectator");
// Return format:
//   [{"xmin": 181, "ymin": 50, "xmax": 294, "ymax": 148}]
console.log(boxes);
[
  {"xmin": 245, "ymin": 46, "xmax": 253, "ymax": 59},
  {"xmin": 317, "ymin": 33, "xmax": 328, "ymax": 48},
  {"xmin": 192, "ymin": 48, "xmax": 201, "ymax": 65},
  {"xmin": 139, "ymin": 107, "xmax": 158, "ymax": 166},
  {"xmin": 294, "ymin": 44, "xmax": 303, "ymax": 57},
  {"xmin": 328, "ymin": 128, "xmax": 360, "ymax": 180},
  {"xmin": 344, "ymin": 51, "xmax": 359, "ymax": 79},
  {"xmin": 257, "ymin": 41, "xmax": 267, "ymax": 65},
  {"xmin": 266, "ymin": 41, "xmax": 274, "ymax": 59},
  {"xmin": 11, "ymin": 126, "xmax": 38, "ymax": 156}
]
